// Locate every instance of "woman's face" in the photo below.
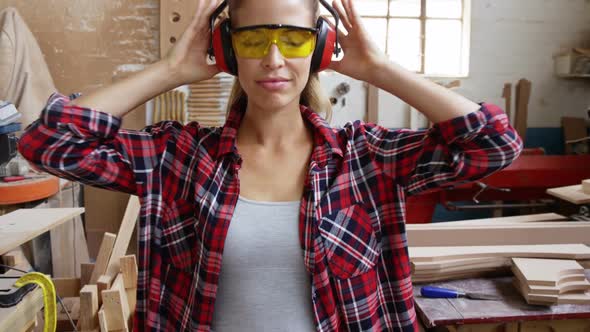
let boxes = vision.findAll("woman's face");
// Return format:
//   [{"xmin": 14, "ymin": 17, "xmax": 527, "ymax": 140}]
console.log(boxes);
[{"xmin": 231, "ymin": 0, "xmax": 315, "ymax": 111}]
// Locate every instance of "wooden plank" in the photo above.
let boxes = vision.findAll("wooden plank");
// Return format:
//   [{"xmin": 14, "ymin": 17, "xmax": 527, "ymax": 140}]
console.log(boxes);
[
  {"xmin": 90, "ymin": 232, "xmax": 117, "ymax": 284},
  {"xmin": 160, "ymin": 0, "xmax": 197, "ymax": 57},
  {"xmin": 98, "ymin": 309, "xmax": 108, "ymax": 332},
  {"xmin": 514, "ymin": 78, "xmax": 531, "ymax": 143},
  {"xmin": 0, "ymin": 286, "xmax": 43, "ymax": 332},
  {"xmin": 547, "ymin": 184, "xmax": 590, "ymax": 205},
  {"xmin": 1, "ymin": 246, "xmax": 33, "ymax": 271},
  {"xmin": 366, "ymin": 84, "xmax": 379, "ymax": 123},
  {"xmin": 407, "ymin": 222, "xmax": 590, "ymax": 246},
  {"xmin": 101, "ymin": 274, "xmax": 130, "ymax": 331},
  {"xmin": 512, "ymin": 258, "xmax": 585, "ymax": 287},
  {"xmin": 413, "ymin": 257, "xmax": 510, "ymax": 273},
  {"xmin": 53, "ymin": 277, "xmax": 81, "ymax": 298},
  {"xmin": 409, "ymin": 213, "xmax": 566, "ymax": 227},
  {"xmin": 410, "ymin": 244, "xmax": 590, "ymax": 262},
  {"xmin": 120, "ymin": 255, "xmax": 138, "ymax": 289},
  {"xmin": 79, "ymin": 284, "xmax": 99, "ymax": 331},
  {"xmin": 105, "ymin": 196, "xmax": 140, "ymax": 281},
  {"xmin": 97, "ymin": 274, "xmax": 114, "ymax": 308},
  {"xmin": 413, "ymin": 260, "xmax": 509, "ymax": 277},
  {"xmin": 412, "ymin": 256, "xmax": 508, "ymax": 271},
  {"xmin": 527, "ymin": 279, "xmax": 590, "ymax": 295},
  {"xmin": 583, "ymin": 179, "xmax": 590, "ymax": 194},
  {"xmin": 562, "ymin": 116, "xmax": 587, "ymax": 154},
  {"xmin": 502, "ymin": 83, "xmax": 512, "ymax": 124},
  {"xmin": 518, "ymin": 278, "xmax": 590, "ymax": 305},
  {"xmin": 0, "ymin": 208, "xmax": 84, "ymax": 255},
  {"xmin": 49, "ymin": 182, "xmax": 90, "ymax": 278},
  {"xmin": 81, "ymin": 263, "xmax": 95, "ymax": 287}
]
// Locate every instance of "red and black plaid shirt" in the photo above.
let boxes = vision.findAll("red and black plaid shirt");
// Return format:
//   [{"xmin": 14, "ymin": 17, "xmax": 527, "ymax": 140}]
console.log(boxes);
[{"xmin": 18, "ymin": 92, "xmax": 522, "ymax": 331}]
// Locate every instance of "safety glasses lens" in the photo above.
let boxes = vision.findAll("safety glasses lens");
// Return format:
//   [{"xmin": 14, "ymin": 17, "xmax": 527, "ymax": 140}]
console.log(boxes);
[{"xmin": 232, "ymin": 28, "xmax": 316, "ymax": 58}]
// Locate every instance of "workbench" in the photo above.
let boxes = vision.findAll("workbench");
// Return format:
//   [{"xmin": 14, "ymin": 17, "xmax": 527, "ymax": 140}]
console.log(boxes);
[{"xmin": 414, "ymin": 270, "xmax": 590, "ymax": 331}]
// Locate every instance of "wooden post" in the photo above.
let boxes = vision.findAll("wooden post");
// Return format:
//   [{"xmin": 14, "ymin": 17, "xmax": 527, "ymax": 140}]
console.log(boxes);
[{"xmin": 79, "ymin": 285, "xmax": 99, "ymax": 331}]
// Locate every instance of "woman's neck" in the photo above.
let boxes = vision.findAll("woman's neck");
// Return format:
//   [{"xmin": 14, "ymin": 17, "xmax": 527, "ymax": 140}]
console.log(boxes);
[{"xmin": 237, "ymin": 99, "xmax": 312, "ymax": 151}]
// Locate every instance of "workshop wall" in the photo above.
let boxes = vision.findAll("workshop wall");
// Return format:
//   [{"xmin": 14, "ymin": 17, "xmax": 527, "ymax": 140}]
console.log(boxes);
[
  {"xmin": 0, "ymin": 0, "xmax": 160, "ymax": 257},
  {"xmin": 2, "ymin": 0, "xmax": 588, "ymax": 130},
  {"xmin": 378, "ymin": 0, "xmax": 590, "ymax": 130}
]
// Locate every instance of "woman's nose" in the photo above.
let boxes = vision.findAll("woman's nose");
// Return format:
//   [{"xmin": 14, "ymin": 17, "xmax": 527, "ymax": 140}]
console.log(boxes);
[{"xmin": 261, "ymin": 43, "xmax": 285, "ymax": 69}]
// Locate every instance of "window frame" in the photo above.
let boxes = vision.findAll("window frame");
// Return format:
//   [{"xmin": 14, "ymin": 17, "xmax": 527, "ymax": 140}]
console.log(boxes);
[{"xmin": 326, "ymin": 0, "xmax": 472, "ymax": 78}]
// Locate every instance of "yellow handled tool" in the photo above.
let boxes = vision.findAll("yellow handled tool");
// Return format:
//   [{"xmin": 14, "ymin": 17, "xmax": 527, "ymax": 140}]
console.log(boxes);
[{"xmin": 14, "ymin": 272, "xmax": 57, "ymax": 332}]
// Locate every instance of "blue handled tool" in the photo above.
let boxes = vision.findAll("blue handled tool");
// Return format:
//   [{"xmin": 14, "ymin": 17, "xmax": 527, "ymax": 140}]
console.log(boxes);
[{"xmin": 421, "ymin": 286, "xmax": 500, "ymax": 301}]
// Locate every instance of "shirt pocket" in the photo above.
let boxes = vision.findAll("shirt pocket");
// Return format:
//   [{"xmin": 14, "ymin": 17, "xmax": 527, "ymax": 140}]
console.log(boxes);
[{"xmin": 317, "ymin": 202, "xmax": 381, "ymax": 279}]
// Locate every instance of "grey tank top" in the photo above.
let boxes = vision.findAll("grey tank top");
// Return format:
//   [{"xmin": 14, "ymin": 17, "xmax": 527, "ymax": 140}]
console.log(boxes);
[{"xmin": 210, "ymin": 195, "xmax": 316, "ymax": 332}]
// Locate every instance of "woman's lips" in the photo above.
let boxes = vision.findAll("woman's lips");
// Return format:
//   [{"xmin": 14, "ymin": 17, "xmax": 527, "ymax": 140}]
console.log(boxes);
[{"xmin": 256, "ymin": 80, "xmax": 290, "ymax": 91}]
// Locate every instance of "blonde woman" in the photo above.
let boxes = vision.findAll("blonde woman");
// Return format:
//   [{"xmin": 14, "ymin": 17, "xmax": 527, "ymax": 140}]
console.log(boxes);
[{"xmin": 18, "ymin": 0, "xmax": 522, "ymax": 330}]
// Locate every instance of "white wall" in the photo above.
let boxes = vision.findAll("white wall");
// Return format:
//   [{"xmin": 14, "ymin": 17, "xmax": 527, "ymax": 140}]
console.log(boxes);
[{"xmin": 321, "ymin": 0, "xmax": 590, "ymax": 129}]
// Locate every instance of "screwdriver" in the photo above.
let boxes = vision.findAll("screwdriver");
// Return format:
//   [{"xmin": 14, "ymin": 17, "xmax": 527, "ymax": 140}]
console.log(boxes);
[{"xmin": 420, "ymin": 286, "xmax": 501, "ymax": 301}]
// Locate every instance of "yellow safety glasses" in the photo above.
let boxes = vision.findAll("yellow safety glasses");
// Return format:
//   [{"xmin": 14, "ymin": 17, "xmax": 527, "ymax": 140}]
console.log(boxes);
[{"xmin": 231, "ymin": 24, "xmax": 318, "ymax": 59}]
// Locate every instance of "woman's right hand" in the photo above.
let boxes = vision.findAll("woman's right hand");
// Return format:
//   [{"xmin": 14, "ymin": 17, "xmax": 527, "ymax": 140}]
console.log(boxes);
[{"xmin": 164, "ymin": 0, "xmax": 224, "ymax": 85}]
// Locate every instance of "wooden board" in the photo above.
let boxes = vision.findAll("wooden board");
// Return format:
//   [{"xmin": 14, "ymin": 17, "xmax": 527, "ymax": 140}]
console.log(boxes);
[
  {"xmin": 79, "ymin": 284, "xmax": 99, "ymax": 331},
  {"xmin": 562, "ymin": 117, "xmax": 588, "ymax": 154},
  {"xmin": 527, "ymin": 279, "xmax": 590, "ymax": 295},
  {"xmin": 53, "ymin": 277, "xmax": 81, "ymax": 298},
  {"xmin": 105, "ymin": 196, "xmax": 140, "ymax": 281},
  {"xmin": 407, "ymin": 222, "xmax": 590, "ymax": 246},
  {"xmin": 160, "ymin": 0, "xmax": 198, "ymax": 57},
  {"xmin": 413, "ymin": 259, "xmax": 511, "ymax": 277},
  {"xmin": 101, "ymin": 274, "xmax": 130, "ymax": 331},
  {"xmin": 502, "ymin": 83, "xmax": 512, "ymax": 124},
  {"xmin": 516, "ymin": 278, "xmax": 590, "ymax": 306},
  {"xmin": 514, "ymin": 78, "xmax": 531, "ymax": 143},
  {"xmin": 0, "ymin": 284, "xmax": 43, "ymax": 332},
  {"xmin": 0, "ymin": 208, "xmax": 85, "ymax": 255},
  {"xmin": 89, "ymin": 232, "xmax": 117, "ymax": 284},
  {"xmin": 407, "ymin": 213, "xmax": 566, "ymax": 227},
  {"xmin": 413, "ymin": 257, "xmax": 510, "ymax": 272},
  {"xmin": 512, "ymin": 258, "xmax": 585, "ymax": 287},
  {"xmin": 583, "ymin": 179, "xmax": 590, "ymax": 195},
  {"xmin": 409, "ymin": 244, "xmax": 590, "ymax": 263},
  {"xmin": 412, "ymin": 256, "xmax": 509, "ymax": 271},
  {"xmin": 547, "ymin": 184, "xmax": 590, "ymax": 205}
]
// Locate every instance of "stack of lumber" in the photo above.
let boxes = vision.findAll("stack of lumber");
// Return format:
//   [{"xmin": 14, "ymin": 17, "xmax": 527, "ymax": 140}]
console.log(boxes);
[
  {"xmin": 52, "ymin": 196, "xmax": 140, "ymax": 332},
  {"xmin": 410, "ymin": 244, "xmax": 590, "ymax": 283},
  {"xmin": 407, "ymin": 213, "xmax": 590, "ymax": 283},
  {"xmin": 512, "ymin": 258, "xmax": 590, "ymax": 305}
]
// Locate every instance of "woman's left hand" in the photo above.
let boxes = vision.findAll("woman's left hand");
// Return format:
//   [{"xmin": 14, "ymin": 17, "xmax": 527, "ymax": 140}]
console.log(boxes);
[{"xmin": 327, "ymin": 0, "xmax": 389, "ymax": 83}]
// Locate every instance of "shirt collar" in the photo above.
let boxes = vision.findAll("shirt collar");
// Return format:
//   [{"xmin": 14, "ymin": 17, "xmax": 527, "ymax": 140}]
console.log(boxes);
[{"xmin": 216, "ymin": 101, "xmax": 343, "ymax": 167}]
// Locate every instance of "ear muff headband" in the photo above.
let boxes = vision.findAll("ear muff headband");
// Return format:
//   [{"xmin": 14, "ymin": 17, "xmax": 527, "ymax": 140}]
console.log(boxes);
[{"xmin": 207, "ymin": 0, "xmax": 342, "ymax": 76}]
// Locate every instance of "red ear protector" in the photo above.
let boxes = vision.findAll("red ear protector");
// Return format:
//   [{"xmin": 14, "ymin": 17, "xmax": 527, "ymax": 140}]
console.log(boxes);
[{"xmin": 207, "ymin": 0, "xmax": 342, "ymax": 76}]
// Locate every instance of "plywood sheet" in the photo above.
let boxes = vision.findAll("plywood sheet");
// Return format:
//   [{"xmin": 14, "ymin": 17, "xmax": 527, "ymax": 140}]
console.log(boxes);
[
  {"xmin": 512, "ymin": 258, "xmax": 585, "ymax": 286},
  {"xmin": 408, "ymin": 222, "xmax": 590, "ymax": 246},
  {"xmin": 409, "ymin": 244, "xmax": 590, "ymax": 262},
  {"xmin": 0, "ymin": 208, "xmax": 85, "ymax": 255},
  {"xmin": 547, "ymin": 184, "xmax": 590, "ymax": 205}
]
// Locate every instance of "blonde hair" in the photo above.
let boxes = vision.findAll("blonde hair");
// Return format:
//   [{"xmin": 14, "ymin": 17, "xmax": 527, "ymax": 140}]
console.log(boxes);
[{"xmin": 224, "ymin": 0, "xmax": 333, "ymax": 123}]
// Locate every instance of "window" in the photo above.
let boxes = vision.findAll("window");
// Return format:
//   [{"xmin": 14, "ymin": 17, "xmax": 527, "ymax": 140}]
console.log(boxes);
[{"xmin": 322, "ymin": 0, "xmax": 471, "ymax": 77}]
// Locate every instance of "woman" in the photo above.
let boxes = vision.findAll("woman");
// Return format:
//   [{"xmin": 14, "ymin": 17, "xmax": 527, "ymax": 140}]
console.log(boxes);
[{"xmin": 18, "ymin": 0, "xmax": 522, "ymax": 331}]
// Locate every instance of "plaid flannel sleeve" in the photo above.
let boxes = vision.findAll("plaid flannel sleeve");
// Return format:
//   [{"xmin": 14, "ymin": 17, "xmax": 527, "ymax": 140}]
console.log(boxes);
[
  {"xmin": 364, "ymin": 103, "xmax": 523, "ymax": 196},
  {"xmin": 18, "ymin": 92, "xmax": 178, "ymax": 194}
]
